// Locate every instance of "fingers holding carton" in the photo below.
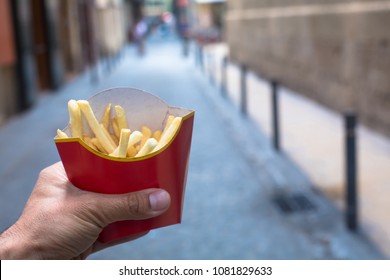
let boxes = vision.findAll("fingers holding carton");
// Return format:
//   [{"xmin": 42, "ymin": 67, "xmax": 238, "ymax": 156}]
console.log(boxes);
[{"xmin": 57, "ymin": 99, "xmax": 182, "ymax": 159}]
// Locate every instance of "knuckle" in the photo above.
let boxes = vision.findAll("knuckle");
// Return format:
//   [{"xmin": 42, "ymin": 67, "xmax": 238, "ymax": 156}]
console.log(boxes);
[{"xmin": 126, "ymin": 192, "xmax": 150, "ymax": 218}]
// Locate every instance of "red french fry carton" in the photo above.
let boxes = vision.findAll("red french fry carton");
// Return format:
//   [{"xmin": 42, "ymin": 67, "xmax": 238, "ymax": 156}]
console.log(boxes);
[{"xmin": 54, "ymin": 88, "xmax": 194, "ymax": 243}]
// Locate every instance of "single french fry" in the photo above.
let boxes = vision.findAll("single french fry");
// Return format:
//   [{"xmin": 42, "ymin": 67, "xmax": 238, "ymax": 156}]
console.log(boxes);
[
  {"xmin": 127, "ymin": 131, "xmax": 143, "ymax": 157},
  {"xmin": 127, "ymin": 145, "xmax": 137, "ymax": 157},
  {"xmin": 110, "ymin": 129, "xmax": 130, "ymax": 158},
  {"xmin": 153, "ymin": 130, "xmax": 162, "ymax": 141},
  {"xmin": 77, "ymin": 100, "xmax": 116, "ymax": 154},
  {"xmin": 111, "ymin": 134, "xmax": 119, "ymax": 146},
  {"xmin": 162, "ymin": 115, "xmax": 175, "ymax": 135},
  {"xmin": 115, "ymin": 105, "xmax": 128, "ymax": 131},
  {"xmin": 91, "ymin": 138, "xmax": 106, "ymax": 153},
  {"xmin": 100, "ymin": 124, "xmax": 117, "ymax": 148},
  {"xmin": 101, "ymin": 103, "xmax": 112, "ymax": 130},
  {"xmin": 112, "ymin": 117, "xmax": 120, "ymax": 138},
  {"xmin": 83, "ymin": 135, "xmax": 97, "ymax": 150},
  {"xmin": 68, "ymin": 99, "xmax": 82, "ymax": 138},
  {"xmin": 135, "ymin": 138, "xmax": 158, "ymax": 157},
  {"xmin": 140, "ymin": 125, "xmax": 152, "ymax": 147},
  {"xmin": 57, "ymin": 129, "xmax": 68, "ymax": 138},
  {"xmin": 129, "ymin": 130, "xmax": 143, "ymax": 145},
  {"xmin": 153, "ymin": 117, "xmax": 182, "ymax": 152}
]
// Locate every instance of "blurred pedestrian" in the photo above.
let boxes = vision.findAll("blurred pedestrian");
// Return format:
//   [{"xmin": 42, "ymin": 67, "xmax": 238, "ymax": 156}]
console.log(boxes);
[
  {"xmin": 160, "ymin": 11, "xmax": 174, "ymax": 37},
  {"xmin": 134, "ymin": 19, "xmax": 148, "ymax": 55}
]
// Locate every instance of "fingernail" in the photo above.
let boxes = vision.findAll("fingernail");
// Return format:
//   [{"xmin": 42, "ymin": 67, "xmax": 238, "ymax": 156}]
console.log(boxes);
[{"xmin": 149, "ymin": 190, "xmax": 170, "ymax": 211}]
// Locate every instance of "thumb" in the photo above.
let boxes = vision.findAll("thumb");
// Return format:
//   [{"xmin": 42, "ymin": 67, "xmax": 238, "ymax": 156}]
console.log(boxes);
[{"xmin": 84, "ymin": 188, "xmax": 171, "ymax": 227}]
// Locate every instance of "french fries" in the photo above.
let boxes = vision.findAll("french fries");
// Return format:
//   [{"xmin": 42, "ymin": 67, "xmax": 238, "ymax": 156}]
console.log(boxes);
[
  {"xmin": 110, "ymin": 128, "xmax": 131, "ymax": 158},
  {"xmin": 57, "ymin": 129, "xmax": 68, "ymax": 139},
  {"xmin": 153, "ymin": 117, "xmax": 182, "ymax": 152},
  {"xmin": 127, "ymin": 131, "xmax": 143, "ymax": 157},
  {"xmin": 114, "ymin": 105, "xmax": 128, "ymax": 131},
  {"xmin": 57, "ymin": 99, "xmax": 181, "ymax": 159},
  {"xmin": 68, "ymin": 100, "xmax": 83, "ymax": 138},
  {"xmin": 140, "ymin": 125, "xmax": 152, "ymax": 147},
  {"xmin": 101, "ymin": 103, "xmax": 112, "ymax": 130},
  {"xmin": 135, "ymin": 138, "xmax": 158, "ymax": 157}
]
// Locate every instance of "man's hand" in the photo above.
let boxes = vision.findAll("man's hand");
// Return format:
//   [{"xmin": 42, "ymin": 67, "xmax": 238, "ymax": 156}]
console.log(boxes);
[{"xmin": 0, "ymin": 162, "xmax": 170, "ymax": 259}]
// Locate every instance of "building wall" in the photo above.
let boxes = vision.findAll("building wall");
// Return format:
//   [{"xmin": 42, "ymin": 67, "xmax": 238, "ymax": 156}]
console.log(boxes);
[
  {"xmin": 0, "ymin": 0, "xmax": 18, "ymax": 125},
  {"xmin": 0, "ymin": 67, "xmax": 18, "ymax": 126},
  {"xmin": 59, "ymin": 0, "xmax": 85, "ymax": 76},
  {"xmin": 0, "ymin": 0, "xmax": 16, "ymax": 66},
  {"xmin": 96, "ymin": 4, "xmax": 126, "ymax": 56},
  {"xmin": 226, "ymin": 0, "xmax": 390, "ymax": 137},
  {"xmin": 196, "ymin": 4, "xmax": 213, "ymax": 28},
  {"xmin": 0, "ymin": 0, "xmax": 129, "ymax": 127}
]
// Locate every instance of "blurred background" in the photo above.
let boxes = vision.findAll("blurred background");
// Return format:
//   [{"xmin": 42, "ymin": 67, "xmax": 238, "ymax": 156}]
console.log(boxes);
[{"xmin": 1, "ymin": 0, "xmax": 390, "ymax": 259}]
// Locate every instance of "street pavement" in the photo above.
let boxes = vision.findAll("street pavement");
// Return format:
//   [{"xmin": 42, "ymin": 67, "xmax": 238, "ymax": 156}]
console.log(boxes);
[{"xmin": 0, "ymin": 35, "xmax": 384, "ymax": 259}]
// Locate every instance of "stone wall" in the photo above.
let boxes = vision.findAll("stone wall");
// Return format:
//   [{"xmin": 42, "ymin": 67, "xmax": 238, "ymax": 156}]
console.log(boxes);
[{"xmin": 226, "ymin": 0, "xmax": 390, "ymax": 137}]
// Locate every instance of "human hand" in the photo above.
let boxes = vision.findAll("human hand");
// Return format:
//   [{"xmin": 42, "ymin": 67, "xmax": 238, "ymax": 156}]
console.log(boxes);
[{"xmin": 0, "ymin": 161, "xmax": 171, "ymax": 260}]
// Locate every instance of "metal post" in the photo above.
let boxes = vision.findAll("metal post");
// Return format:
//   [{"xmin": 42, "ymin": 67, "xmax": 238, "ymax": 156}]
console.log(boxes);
[
  {"xmin": 193, "ymin": 42, "xmax": 197, "ymax": 66},
  {"xmin": 199, "ymin": 45, "xmax": 204, "ymax": 72},
  {"xmin": 271, "ymin": 80, "xmax": 280, "ymax": 151},
  {"xmin": 209, "ymin": 54, "xmax": 214, "ymax": 85},
  {"xmin": 345, "ymin": 112, "xmax": 358, "ymax": 230},
  {"xmin": 240, "ymin": 65, "xmax": 247, "ymax": 115},
  {"xmin": 221, "ymin": 56, "xmax": 227, "ymax": 97}
]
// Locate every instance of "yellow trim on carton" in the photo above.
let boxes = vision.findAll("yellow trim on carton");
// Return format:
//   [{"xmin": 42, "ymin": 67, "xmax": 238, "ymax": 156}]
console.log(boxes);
[{"xmin": 55, "ymin": 111, "xmax": 194, "ymax": 162}]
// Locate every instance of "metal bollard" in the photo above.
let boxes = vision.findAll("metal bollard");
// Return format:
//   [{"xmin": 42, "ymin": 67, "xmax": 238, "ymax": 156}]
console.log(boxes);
[
  {"xmin": 221, "ymin": 56, "xmax": 228, "ymax": 97},
  {"xmin": 193, "ymin": 43, "xmax": 197, "ymax": 66},
  {"xmin": 345, "ymin": 112, "xmax": 358, "ymax": 231},
  {"xmin": 240, "ymin": 65, "xmax": 247, "ymax": 115},
  {"xmin": 209, "ymin": 54, "xmax": 215, "ymax": 85},
  {"xmin": 271, "ymin": 80, "xmax": 280, "ymax": 151},
  {"xmin": 199, "ymin": 45, "xmax": 204, "ymax": 72}
]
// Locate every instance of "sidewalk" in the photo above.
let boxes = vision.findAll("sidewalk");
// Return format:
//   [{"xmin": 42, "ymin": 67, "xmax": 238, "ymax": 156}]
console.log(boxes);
[
  {"xmin": 0, "ymin": 36, "xmax": 384, "ymax": 259},
  {"xmin": 202, "ymin": 43, "xmax": 390, "ymax": 258}
]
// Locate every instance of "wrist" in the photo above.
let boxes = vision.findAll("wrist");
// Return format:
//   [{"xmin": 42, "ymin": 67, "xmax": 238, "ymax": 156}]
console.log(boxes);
[{"xmin": 0, "ymin": 223, "xmax": 41, "ymax": 260}]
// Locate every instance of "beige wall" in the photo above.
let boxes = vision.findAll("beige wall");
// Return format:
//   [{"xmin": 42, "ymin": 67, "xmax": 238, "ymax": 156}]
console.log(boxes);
[
  {"xmin": 196, "ymin": 4, "xmax": 214, "ymax": 28},
  {"xmin": 96, "ymin": 6, "xmax": 126, "ymax": 56},
  {"xmin": 226, "ymin": 0, "xmax": 390, "ymax": 137},
  {"xmin": 59, "ymin": 0, "xmax": 85, "ymax": 74}
]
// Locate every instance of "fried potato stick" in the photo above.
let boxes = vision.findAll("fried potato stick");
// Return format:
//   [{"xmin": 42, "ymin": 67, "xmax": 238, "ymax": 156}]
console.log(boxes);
[
  {"xmin": 91, "ymin": 138, "xmax": 106, "ymax": 153},
  {"xmin": 77, "ymin": 100, "xmax": 116, "ymax": 154},
  {"xmin": 135, "ymin": 138, "xmax": 158, "ymax": 157},
  {"xmin": 127, "ymin": 130, "xmax": 143, "ymax": 157},
  {"xmin": 140, "ymin": 125, "xmax": 152, "ymax": 147},
  {"xmin": 68, "ymin": 99, "xmax": 82, "ymax": 138},
  {"xmin": 115, "ymin": 105, "xmax": 128, "ymax": 131},
  {"xmin": 100, "ymin": 124, "xmax": 118, "ymax": 148},
  {"xmin": 162, "ymin": 115, "xmax": 175, "ymax": 136},
  {"xmin": 110, "ymin": 128, "xmax": 130, "ymax": 158},
  {"xmin": 101, "ymin": 103, "xmax": 112, "ymax": 130},
  {"xmin": 111, "ymin": 134, "xmax": 119, "ymax": 146},
  {"xmin": 153, "ymin": 117, "xmax": 182, "ymax": 152},
  {"xmin": 153, "ymin": 130, "xmax": 162, "ymax": 141},
  {"xmin": 83, "ymin": 135, "xmax": 97, "ymax": 150},
  {"xmin": 112, "ymin": 117, "xmax": 120, "ymax": 138},
  {"xmin": 57, "ymin": 129, "xmax": 68, "ymax": 138}
]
